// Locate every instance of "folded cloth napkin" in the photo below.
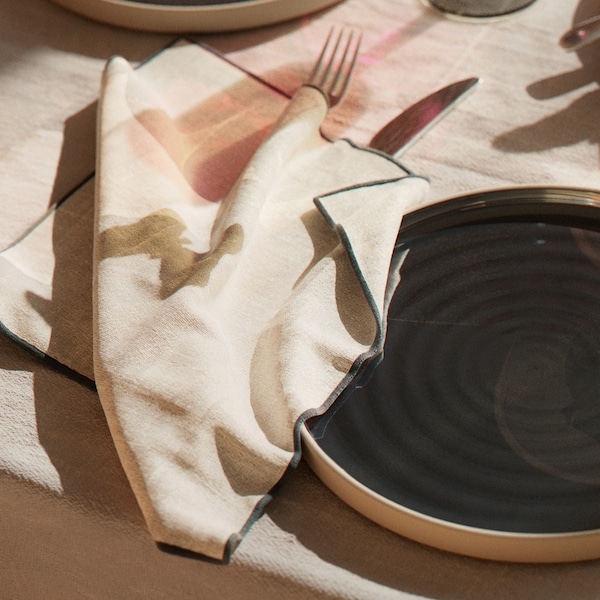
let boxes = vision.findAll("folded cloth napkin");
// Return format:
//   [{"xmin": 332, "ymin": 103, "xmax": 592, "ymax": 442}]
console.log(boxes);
[{"xmin": 0, "ymin": 41, "xmax": 429, "ymax": 561}]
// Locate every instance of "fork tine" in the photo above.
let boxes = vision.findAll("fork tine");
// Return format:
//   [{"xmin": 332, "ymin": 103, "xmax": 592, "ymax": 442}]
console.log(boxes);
[
  {"xmin": 308, "ymin": 28, "xmax": 361, "ymax": 108},
  {"xmin": 309, "ymin": 28, "xmax": 338, "ymax": 87},
  {"xmin": 329, "ymin": 30, "xmax": 361, "ymax": 103}
]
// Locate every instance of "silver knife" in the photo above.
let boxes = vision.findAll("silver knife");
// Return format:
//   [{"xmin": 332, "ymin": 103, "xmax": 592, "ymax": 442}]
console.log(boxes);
[{"xmin": 368, "ymin": 77, "xmax": 480, "ymax": 156}]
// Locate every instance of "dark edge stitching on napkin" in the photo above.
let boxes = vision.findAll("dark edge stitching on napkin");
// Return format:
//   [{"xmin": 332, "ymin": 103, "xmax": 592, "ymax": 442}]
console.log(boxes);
[
  {"xmin": 0, "ymin": 38, "xmax": 191, "ymax": 388},
  {"xmin": 223, "ymin": 493, "xmax": 273, "ymax": 563},
  {"xmin": 1, "ymin": 39, "xmax": 185, "ymax": 255},
  {"xmin": 0, "ymin": 320, "xmax": 96, "ymax": 391},
  {"xmin": 226, "ymin": 174, "xmax": 427, "ymax": 559},
  {"xmin": 0, "ymin": 172, "xmax": 94, "ymax": 254},
  {"xmin": 324, "ymin": 137, "xmax": 427, "ymax": 182},
  {"xmin": 196, "ymin": 41, "xmax": 297, "ymax": 101},
  {"xmin": 0, "ymin": 172, "xmax": 98, "ymax": 392},
  {"xmin": 295, "ymin": 175, "xmax": 426, "ymax": 431}
]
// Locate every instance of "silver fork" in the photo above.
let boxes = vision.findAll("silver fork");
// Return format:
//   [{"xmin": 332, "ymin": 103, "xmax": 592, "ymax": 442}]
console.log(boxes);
[{"xmin": 306, "ymin": 28, "xmax": 362, "ymax": 109}]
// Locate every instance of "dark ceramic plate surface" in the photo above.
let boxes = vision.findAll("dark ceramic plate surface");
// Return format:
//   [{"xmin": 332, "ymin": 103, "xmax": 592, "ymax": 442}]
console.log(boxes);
[{"xmin": 303, "ymin": 187, "xmax": 600, "ymax": 563}]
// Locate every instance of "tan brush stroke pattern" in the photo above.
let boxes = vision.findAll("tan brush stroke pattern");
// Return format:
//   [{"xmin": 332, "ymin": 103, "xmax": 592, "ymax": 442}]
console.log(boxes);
[{"xmin": 99, "ymin": 209, "xmax": 243, "ymax": 298}]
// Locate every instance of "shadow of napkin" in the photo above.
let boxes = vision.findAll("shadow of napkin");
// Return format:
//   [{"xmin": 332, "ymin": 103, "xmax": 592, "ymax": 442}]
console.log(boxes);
[{"xmin": 0, "ymin": 41, "xmax": 428, "ymax": 561}]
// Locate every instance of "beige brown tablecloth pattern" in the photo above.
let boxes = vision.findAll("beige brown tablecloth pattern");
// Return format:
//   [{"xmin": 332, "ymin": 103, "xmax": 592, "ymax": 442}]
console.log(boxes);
[{"xmin": 0, "ymin": 41, "xmax": 428, "ymax": 560}]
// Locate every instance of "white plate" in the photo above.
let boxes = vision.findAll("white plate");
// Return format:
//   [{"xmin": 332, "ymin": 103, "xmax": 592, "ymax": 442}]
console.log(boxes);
[
  {"xmin": 50, "ymin": 0, "xmax": 342, "ymax": 33},
  {"xmin": 302, "ymin": 186, "xmax": 600, "ymax": 563}
]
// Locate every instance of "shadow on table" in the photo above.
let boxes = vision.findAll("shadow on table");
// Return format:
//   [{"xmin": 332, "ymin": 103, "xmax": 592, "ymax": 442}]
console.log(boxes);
[
  {"xmin": 492, "ymin": 0, "xmax": 600, "ymax": 158},
  {"xmin": 492, "ymin": 86, "xmax": 600, "ymax": 155},
  {"xmin": 526, "ymin": 0, "xmax": 600, "ymax": 97},
  {"xmin": 266, "ymin": 461, "xmax": 600, "ymax": 600},
  {"xmin": 2, "ymin": 322, "xmax": 598, "ymax": 600},
  {"xmin": 0, "ymin": 339, "xmax": 309, "ymax": 599},
  {"xmin": 48, "ymin": 102, "xmax": 98, "ymax": 209},
  {"xmin": 0, "ymin": 0, "xmax": 174, "ymax": 65},
  {"xmin": 0, "ymin": 331, "xmax": 142, "ymax": 524}
]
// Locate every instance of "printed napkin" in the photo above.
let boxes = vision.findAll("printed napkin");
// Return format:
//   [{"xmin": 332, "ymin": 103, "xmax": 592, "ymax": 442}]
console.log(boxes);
[{"xmin": 0, "ymin": 41, "xmax": 428, "ymax": 560}]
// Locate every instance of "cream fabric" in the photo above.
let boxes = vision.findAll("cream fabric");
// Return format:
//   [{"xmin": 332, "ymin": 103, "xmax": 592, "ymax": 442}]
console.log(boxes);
[
  {"xmin": 94, "ymin": 46, "xmax": 427, "ymax": 560},
  {"xmin": 0, "ymin": 41, "xmax": 428, "ymax": 561}
]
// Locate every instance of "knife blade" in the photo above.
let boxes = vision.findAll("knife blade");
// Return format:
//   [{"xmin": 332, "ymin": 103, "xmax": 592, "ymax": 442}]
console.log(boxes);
[{"xmin": 368, "ymin": 77, "xmax": 480, "ymax": 157}]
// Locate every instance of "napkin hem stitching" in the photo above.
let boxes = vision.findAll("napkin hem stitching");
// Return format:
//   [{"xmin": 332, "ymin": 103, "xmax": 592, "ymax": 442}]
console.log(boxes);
[
  {"xmin": 323, "ymin": 136, "xmax": 427, "ymax": 181},
  {"xmin": 224, "ymin": 492, "xmax": 273, "ymax": 563},
  {"xmin": 224, "ymin": 174, "xmax": 406, "ymax": 558},
  {"xmin": 0, "ymin": 320, "xmax": 97, "ymax": 391}
]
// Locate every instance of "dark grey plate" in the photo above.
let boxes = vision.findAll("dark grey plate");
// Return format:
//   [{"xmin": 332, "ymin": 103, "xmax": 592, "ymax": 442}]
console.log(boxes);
[{"xmin": 305, "ymin": 187, "xmax": 600, "ymax": 557}]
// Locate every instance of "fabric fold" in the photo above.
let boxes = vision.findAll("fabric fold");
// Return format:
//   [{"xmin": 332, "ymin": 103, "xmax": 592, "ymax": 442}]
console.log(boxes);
[{"xmin": 93, "ymin": 46, "xmax": 429, "ymax": 560}]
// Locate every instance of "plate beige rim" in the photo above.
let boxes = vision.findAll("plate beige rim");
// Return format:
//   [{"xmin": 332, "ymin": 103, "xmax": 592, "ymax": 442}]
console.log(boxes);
[
  {"xmin": 301, "ymin": 185, "xmax": 600, "ymax": 563},
  {"xmin": 301, "ymin": 425, "xmax": 600, "ymax": 563},
  {"xmin": 50, "ymin": 0, "xmax": 342, "ymax": 33}
]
